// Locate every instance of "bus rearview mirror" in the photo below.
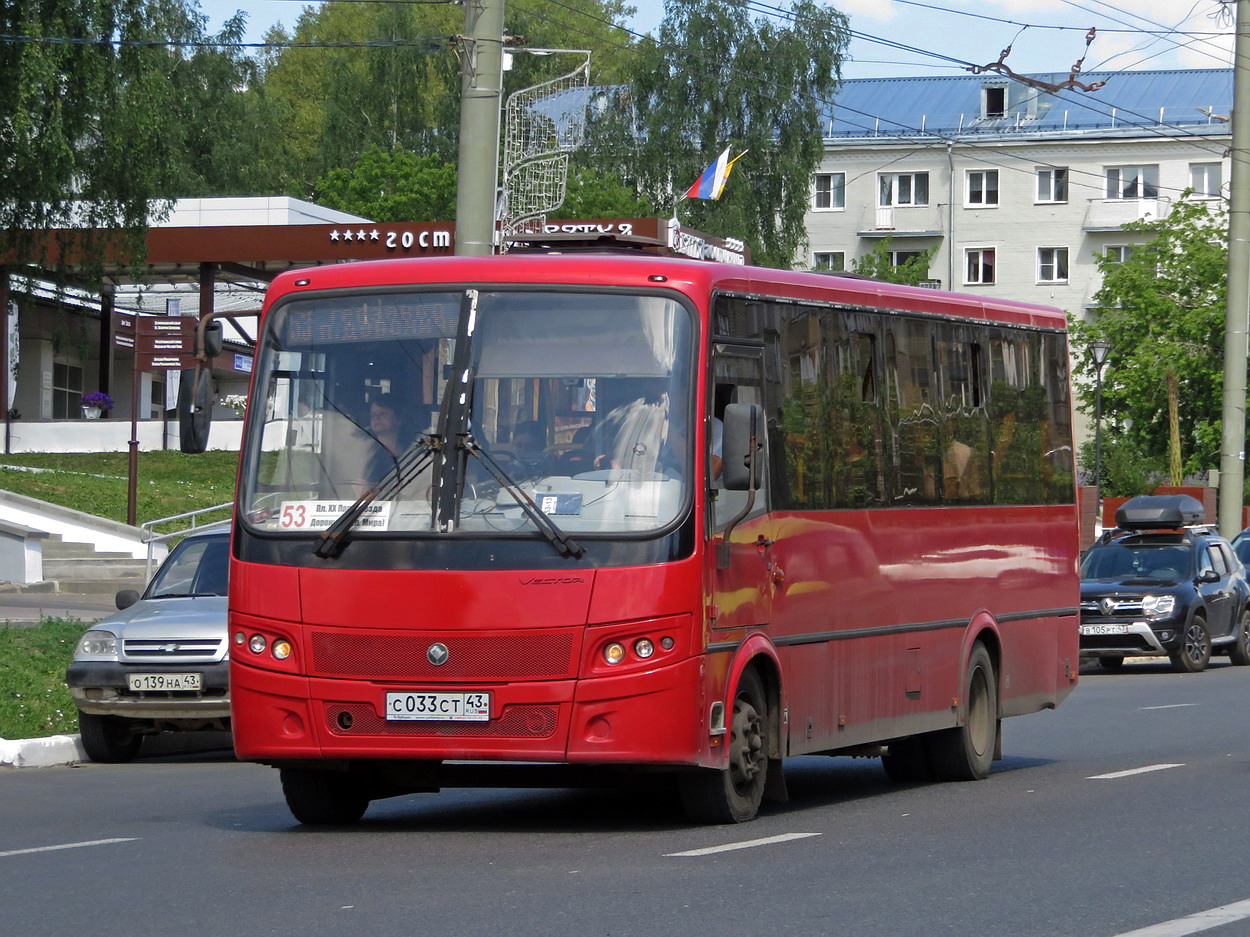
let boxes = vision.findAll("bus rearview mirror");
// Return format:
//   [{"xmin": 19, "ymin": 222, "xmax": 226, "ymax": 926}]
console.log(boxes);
[{"xmin": 722, "ymin": 402, "xmax": 763, "ymax": 491}]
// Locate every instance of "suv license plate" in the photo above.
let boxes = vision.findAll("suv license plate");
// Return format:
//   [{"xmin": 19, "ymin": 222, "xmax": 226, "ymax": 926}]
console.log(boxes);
[
  {"xmin": 1080, "ymin": 624, "xmax": 1129, "ymax": 636},
  {"xmin": 385, "ymin": 691, "xmax": 491, "ymax": 722},
  {"xmin": 127, "ymin": 672, "xmax": 202, "ymax": 691}
]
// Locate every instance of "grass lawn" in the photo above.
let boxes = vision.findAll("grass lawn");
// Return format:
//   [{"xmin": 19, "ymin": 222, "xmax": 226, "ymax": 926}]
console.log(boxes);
[
  {"xmin": 0, "ymin": 620, "xmax": 90, "ymax": 739},
  {"xmin": 0, "ymin": 450, "xmax": 238, "ymax": 532}
]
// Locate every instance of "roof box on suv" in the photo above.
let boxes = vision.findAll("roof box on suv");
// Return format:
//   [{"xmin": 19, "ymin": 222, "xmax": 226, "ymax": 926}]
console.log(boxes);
[{"xmin": 1115, "ymin": 494, "xmax": 1204, "ymax": 530}]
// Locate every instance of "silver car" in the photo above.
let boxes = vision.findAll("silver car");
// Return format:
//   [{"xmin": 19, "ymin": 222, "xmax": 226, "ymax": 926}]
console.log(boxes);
[{"xmin": 66, "ymin": 525, "xmax": 230, "ymax": 762}]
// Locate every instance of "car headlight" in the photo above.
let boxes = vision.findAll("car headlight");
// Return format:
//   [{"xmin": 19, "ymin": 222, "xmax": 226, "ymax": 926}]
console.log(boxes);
[
  {"xmin": 1142, "ymin": 594, "xmax": 1177, "ymax": 620},
  {"xmin": 75, "ymin": 630, "xmax": 119, "ymax": 660}
]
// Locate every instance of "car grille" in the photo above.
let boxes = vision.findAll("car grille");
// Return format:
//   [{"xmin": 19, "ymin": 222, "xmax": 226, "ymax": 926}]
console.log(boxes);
[
  {"xmin": 1079, "ymin": 598, "xmax": 1146, "ymax": 620},
  {"xmin": 122, "ymin": 637, "xmax": 224, "ymax": 661}
]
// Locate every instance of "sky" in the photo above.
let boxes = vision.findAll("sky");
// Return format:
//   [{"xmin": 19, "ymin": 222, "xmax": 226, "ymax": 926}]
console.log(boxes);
[{"xmin": 196, "ymin": 0, "xmax": 1237, "ymax": 80}]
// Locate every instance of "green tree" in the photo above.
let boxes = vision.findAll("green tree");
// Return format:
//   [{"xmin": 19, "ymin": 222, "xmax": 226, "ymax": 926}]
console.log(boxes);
[
  {"xmin": 611, "ymin": 0, "xmax": 849, "ymax": 268},
  {"xmin": 258, "ymin": 0, "xmax": 636, "ymax": 200},
  {"xmin": 317, "ymin": 147, "xmax": 457, "ymax": 221},
  {"xmin": 1, "ymin": 2, "xmax": 276, "ymax": 272},
  {"xmin": 1070, "ymin": 193, "xmax": 1228, "ymax": 485},
  {"xmin": 851, "ymin": 237, "xmax": 936, "ymax": 285}
]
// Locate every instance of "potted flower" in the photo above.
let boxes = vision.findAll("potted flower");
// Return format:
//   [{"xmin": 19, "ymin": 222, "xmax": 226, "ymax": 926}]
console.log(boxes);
[{"xmin": 81, "ymin": 391, "xmax": 114, "ymax": 419}]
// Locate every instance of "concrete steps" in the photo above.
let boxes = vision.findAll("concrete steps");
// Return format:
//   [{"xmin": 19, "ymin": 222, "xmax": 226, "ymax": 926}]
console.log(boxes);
[{"xmin": 41, "ymin": 535, "xmax": 150, "ymax": 595}]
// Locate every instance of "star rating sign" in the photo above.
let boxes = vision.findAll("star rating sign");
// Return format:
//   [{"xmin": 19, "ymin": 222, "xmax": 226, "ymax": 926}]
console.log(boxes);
[{"xmin": 329, "ymin": 230, "xmax": 340, "ymax": 241}]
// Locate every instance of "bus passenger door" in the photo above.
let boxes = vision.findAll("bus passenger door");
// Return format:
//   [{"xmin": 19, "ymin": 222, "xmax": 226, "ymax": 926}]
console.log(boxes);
[{"xmin": 707, "ymin": 345, "xmax": 774, "ymax": 645}]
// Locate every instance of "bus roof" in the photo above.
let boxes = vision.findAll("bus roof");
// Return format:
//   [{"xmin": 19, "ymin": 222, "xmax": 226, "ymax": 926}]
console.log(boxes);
[{"xmin": 266, "ymin": 253, "xmax": 1068, "ymax": 331}]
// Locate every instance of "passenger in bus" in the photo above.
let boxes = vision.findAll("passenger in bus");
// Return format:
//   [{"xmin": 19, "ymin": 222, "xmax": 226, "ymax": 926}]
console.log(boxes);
[{"xmin": 510, "ymin": 420, "xmax": 554, "ymax": 478}]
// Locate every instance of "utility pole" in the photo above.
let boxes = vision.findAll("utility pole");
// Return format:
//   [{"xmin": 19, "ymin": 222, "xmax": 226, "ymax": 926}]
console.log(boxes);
[
  {"xmin": 1219, "ymin": 0, "xmax": 1250, "ymax": 537},
  {"xmin": 455, "ymin": 0, "xmax": 505, "ymax": 256}
]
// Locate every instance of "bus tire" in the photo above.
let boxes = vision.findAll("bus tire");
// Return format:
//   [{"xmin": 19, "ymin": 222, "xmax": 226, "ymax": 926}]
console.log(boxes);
[
  {"xmin": 927, "ymin": 642, "xmax": 997, "ymax": 782},
  {"xmin": 78, "ymin": 712, "xmax": 143, "ymax": 763},
  {"xmin": 679, "ymin": 669, "xmax": 768, "ymax": 823},
  {"xmin": 881, "ymin": 736, "xmax": 932, "ymax": 783},
  {"xmin": 280, "ymin": 768, "xmax": 370, "ymax": 825}
]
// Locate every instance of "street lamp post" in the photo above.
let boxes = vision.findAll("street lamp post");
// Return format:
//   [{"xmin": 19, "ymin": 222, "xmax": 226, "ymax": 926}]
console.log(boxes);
[{"xmin": 1090, "ymin": 339, "xmax": 1112, "ymax": 527}]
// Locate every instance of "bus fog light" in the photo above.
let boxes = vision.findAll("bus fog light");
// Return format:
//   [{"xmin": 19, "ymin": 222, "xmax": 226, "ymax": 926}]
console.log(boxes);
[
  {"xmin": 249, "ymin": 634, "xmax": 267, "ymax": 654},
  {"xmin": 272, "ymin": 640, "xmax": 292, "ymax": 660},
  {"xmin": 604, "ymin": 642, "xmax": 626, "ymax": 665},
  {"xmin": 634, "ymin": 638, "xmax": 655, "ymax": 659},
  {"xmin": 233, "ymin": 631, "xmax": 245, "ymax": 646},
  {"xmin": 660, "ymin": 636, "xmax": 674, "ymax": 650}
]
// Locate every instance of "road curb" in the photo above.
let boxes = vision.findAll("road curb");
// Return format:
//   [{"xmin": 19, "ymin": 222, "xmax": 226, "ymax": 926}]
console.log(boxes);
[{"xmin": 0, "ymin": 734, "xmax": 85, "ymax": 768}]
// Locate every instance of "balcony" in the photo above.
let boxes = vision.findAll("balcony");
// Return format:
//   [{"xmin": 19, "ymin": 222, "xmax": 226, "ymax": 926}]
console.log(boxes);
[
  {"xmin": 858, "ymin": 205, "xmax": 945, "ymax": 238},
  {"xmin": 1082, "ymin": 197, "xmax": 1171, "ymax": 231}
]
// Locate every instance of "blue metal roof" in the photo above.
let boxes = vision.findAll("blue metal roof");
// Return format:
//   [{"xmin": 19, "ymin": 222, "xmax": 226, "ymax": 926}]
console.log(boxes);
[{"xmin": 824, "ymin": 69, "xmax": 1232, "ymax": 141}]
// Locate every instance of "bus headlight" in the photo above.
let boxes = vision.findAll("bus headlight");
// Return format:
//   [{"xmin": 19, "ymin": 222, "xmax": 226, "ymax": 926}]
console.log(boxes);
[
  {"xmin": 248, "ymin": 633, "xmax": 268, "ymax": 654},
  {"xmin": 634, "ymin": 638, "xmax": 655, "ymax": 659}
]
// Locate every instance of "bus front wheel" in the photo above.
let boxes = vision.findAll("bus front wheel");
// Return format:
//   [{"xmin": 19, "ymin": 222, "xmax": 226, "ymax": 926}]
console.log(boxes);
[
  {"xmin": 280, "ymin": 767, "xmax": 370, "ymax": 825},
  {"xmin": 679, "ymin": 669, "xmax": 769, "ymax": 823}
]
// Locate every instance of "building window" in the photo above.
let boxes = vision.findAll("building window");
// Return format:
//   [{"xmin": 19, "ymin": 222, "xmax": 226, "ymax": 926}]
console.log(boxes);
[
  {"xmin": 812, "ymin": 251, "xmax": 845, "ymax": 271},
  {"xmin": 1036, "ymin": 167, "xmax": 1068, "ymax": 203},
  {"xmin": 1103, "ymin": 245, "xmax": 1133, "ymax": 266},
  {"xmin": 53, "ymin": 360, "xmax": 84, "ymax": 420},
  {"xmin": 1038, "ymin": 247, "xmax": 1069, "ymax": 283},
  {"xmin": 889, "ymin": 249, "xmax": 927, "ymax": 270},
  {"xmin": 1191, "ymin": 163, "xmax": 1222, "ymax": 198},
  {"xmin": 813, "ymin": 173, "xmax": 845, "ymax": 210},
  {"xmin": 983, "ymin": 85, "xmax": 1007, "ymax": 119},
  {"xmin": 966, "ymin": 170, "xmax": 999, "ymax": 207},
  {"xmin": 879, "ymin": 172, "xmax": 929, "ymax": 207},
  {"xmin": 964, "ymin": 248, "xmax": 996, "ymax": 285},
  {"xmin": 1106, "ymin": 166, "xmax": 1158, "ymax": 199}
]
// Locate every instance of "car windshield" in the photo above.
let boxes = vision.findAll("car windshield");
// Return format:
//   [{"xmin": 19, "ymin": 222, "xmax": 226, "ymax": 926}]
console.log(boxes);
[
  {"xmin": 1080, "ymin": 540, "xmax": 1193, "ymax": 582},
  {"xmin": 238, "ymin": 288, "xmax": 695, "ymax": 540},
  {"xmin": 145, "ymin": 535, "xmax": 230, "ymax": 598}
]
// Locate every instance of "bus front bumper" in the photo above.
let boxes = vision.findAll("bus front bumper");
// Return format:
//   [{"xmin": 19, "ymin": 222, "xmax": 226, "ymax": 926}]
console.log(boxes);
[{"xmin": 230, "ymin": 655, "xmax": 708, "ymax": 767}]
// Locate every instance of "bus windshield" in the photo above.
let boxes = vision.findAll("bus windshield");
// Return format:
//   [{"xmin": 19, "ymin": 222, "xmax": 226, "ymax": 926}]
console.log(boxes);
[{"xmin": 239, "ymin": 288, "xmax": 695, "ymax": 539}]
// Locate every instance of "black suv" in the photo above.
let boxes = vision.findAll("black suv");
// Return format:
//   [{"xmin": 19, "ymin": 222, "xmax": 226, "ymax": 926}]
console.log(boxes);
[{"xmin": 1079, "ymin": 494, "xmax": 1250, "ymax": 673}]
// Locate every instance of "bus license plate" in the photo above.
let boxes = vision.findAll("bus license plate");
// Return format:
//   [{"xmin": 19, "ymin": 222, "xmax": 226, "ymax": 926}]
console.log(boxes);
[
  {"xmin": 1080, "ymin": 624, "xmax": 1129, "ymax": 636},
  {"xmin": 127, "ymin": 673, "xmax": 202, "ymax": 691},
  {"xmin": 385, "ymin": 691, "xmax": 491, "ymax": 722}
]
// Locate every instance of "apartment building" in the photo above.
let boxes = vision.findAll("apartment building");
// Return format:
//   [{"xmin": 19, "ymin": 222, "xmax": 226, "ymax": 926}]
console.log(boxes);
[{"xmin": 804, "ymin": 69, "xmax": 1233, "ymax": 321}]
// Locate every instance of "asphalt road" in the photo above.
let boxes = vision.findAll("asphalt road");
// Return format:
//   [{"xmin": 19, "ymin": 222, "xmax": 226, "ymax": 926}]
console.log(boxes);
[{"xmin": 4, "ymin": 660, "xmax": 1250, "ymax": 937}]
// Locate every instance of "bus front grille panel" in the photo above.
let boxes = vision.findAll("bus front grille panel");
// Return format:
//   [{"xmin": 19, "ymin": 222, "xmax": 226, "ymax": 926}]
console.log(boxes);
[
  {"xmin": 309, "ymin": 630, "xmax": 577, "ymax": 680},
  {"xmin": 326, "ymin": 703, "xmax": 558, "ymax": 738}
]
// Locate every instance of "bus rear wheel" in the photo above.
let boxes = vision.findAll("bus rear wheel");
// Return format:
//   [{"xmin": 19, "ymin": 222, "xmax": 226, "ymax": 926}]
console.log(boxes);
[
  {"xmin": 280, "ymin": 767, "xmax": 370, "ymax": 825},
  {"xmin": 927, "ymin": 642, "xmax": 997, "ymax": 782},
  {"xmin": 679, "ymin": 669, "xmax": 769, "ymax": 823}
]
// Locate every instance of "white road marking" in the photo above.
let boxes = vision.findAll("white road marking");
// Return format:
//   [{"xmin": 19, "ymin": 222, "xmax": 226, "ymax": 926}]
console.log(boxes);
[
  {"xmin": 666, "ymin": 832, "xmax": 821, "ymax": 857},
  {"xmin": 0, "ymin": 837, "xmax": 138, "ymax": 858},
  {"xmin": 1110, "ymin": 897, "xmax": 1250, "ymax": 936},
  {"xmin": 1088, "ymin": 763, "xmax": 1184, "ymax": 780},
  {"xmin": 1141, "ymin": 703, "xmax": 1198, "ymax": 710}
]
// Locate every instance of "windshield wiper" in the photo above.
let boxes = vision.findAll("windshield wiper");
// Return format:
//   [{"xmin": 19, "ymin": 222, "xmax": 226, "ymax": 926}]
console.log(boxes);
[
  {"xmin": 466, "ymin": 438, "xmax": 584, "ymax": 558},
  {"xmin": 314, "ymin": 439, "xmax": 436, "ymax": 559}
]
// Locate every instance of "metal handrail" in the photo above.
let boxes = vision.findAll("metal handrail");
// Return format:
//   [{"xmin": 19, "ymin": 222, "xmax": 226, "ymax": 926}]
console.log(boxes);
[{"xmin": 141, "ymin": 501, "xmax": 233, "ymax": 579}]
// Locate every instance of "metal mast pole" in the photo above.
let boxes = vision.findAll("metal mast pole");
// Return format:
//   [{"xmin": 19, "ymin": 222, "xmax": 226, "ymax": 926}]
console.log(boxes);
[
  {"xmin": 1220, "ymin": 0, "xmax": 1250, "ymax": 537},
  {"xmin": 455, "ymin": 0, "xmax": 505, "ymax": 257}
]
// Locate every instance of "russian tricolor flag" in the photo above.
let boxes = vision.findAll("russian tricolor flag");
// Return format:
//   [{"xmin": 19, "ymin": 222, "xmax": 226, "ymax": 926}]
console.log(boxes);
[{"xmin": 683, "ymin": 147, "xmax": 747, "ymax": 200}]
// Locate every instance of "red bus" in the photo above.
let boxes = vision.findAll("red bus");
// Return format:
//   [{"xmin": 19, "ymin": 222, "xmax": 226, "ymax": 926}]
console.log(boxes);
[{"xmin": 226, "ymin": 249, "xmax": 1080, "ymax": 824}]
